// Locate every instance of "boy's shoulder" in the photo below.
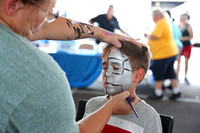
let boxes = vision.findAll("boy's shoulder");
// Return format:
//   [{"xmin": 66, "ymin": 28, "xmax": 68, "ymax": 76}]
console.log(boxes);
[
  {"xmin": 136, "ymin": 100, "xmax": 160, "ymax": 118},
  {"xmin": 137, "ymin": 100, "xmax": 157, "ymax": 111},
  {"xmin": 87, "ymin": 95, "xmax": 108, "ymax": 106},
  {"xmin": 84, "ymin": 95, "xmax": 108, "ymax": 117}
]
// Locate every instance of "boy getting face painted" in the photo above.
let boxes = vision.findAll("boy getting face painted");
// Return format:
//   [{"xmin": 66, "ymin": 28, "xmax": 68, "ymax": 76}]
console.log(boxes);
[
  {"xmin": 84, "ymin": 41, "xmax": 162, "ymax": 132},
  {"xmin": 102, "ymin": 41, "xmax": 150, "ymax": 118},
  {"xmin": 102, "ymin": 41, "xmax": 149, "ymax": 99}
]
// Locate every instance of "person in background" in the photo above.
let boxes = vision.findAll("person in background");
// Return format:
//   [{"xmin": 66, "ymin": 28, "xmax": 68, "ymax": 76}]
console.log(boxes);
[
  {"xmin": 162, "ymin": 10, "xmax": 183, "ymax": 89},
  {"xmin": 89, "ymin": 5, "xmax": 129, "ymax": 44},
  {"xmin": 83, "ymin": 41, "xmax": 162, "ymax": 133},
  {"xmin": 165, "ymin": 10, "xmax": 183, "ymax": 57},
  {"xmin": 144, "ymin": 8, "xmax": 180, "ymax": 100},
  {"xmin": 176, "ymin": 13, "xmax": 193, "ymax": 85},
  {"xmin": 0, "ymin": 0, "xmax": 140, "ymax": 132}
]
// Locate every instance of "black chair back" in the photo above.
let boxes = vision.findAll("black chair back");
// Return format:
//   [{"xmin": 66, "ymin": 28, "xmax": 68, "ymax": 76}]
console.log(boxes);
[
  {"xmin": 76, "ymin": 99, "xmax": 87, "ymax": 122},
  {"xmin": 160, "ymin": 114, "xmax": 174, "ymax": 133}
]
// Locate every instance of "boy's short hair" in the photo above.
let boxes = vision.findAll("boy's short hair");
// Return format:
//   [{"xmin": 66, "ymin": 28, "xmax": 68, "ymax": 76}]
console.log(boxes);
[{"xmin": 102, "ymin": 41, "xmax": 150, "ymax": 79}]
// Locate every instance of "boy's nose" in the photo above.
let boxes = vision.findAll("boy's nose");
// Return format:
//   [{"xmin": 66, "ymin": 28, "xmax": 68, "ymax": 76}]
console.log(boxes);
[{"xmin": 105, "ymin": 69, "xmax": 112, "ymax": 77}]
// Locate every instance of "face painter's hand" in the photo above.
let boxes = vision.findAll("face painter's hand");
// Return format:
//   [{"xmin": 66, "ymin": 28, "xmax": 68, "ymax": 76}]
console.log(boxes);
[
  {"xmin": 126, "ymin": 95, "xmax": 140, "ymax": 118},
  {"xmin": 98, "ymin": 30, "xmax": 140, "ymax": 48},
  {"xmin": 127, "ymin": 95, "xmax": 140, "ymax": 107},
  {"xmin": 127, "ymin": 95, "xmax": 140, "ymax": 103},
  {"xmin": 105, "ymin": 91, "xmax": 138, "ymax": 115}
]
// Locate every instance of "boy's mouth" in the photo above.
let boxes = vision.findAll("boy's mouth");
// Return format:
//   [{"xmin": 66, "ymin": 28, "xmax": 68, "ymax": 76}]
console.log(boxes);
[
  {"xmin": 105, "ymin": 82, "xmax": 109, "ymax": 85},
  {"xmin": 104, "ymin": 81, "xmax": 111, "ymax": 86}
]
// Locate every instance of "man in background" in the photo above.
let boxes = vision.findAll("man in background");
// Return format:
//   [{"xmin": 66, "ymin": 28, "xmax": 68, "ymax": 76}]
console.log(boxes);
[
  {"xmin": 145, "ymin": 8, "xmax": 180, "ymax": 100},
  {"xmin": 89, "ymin": 5, "xmax": 129, "ymax": 44}
]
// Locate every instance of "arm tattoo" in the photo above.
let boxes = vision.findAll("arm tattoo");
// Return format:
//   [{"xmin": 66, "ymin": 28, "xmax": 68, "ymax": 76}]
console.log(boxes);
[
  {"xmin": 65, "ymin": 19, "xmax": 95, "ymax": 39},
  {"xmin": 102, "ymin": 30, "xmax": 114, "ymax": 36}
]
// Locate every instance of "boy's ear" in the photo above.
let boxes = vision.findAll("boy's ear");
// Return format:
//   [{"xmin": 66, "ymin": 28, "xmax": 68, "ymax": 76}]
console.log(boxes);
[
  {"xmin": 133, "ymin": 68, "xmax": 145, "ymax": 83},
  {"xmin": 5, "ymin": 0, "xmax": 22, "ymax": 16}
]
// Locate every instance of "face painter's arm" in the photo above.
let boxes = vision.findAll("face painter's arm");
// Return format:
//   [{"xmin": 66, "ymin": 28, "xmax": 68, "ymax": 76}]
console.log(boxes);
[
  {"xmin": 28, "ymin": 17, "xmax": 139, "ymax": 48},
  {"xmin": 77, "ymin": 91, "xmax": 139, "ymax": 133}
]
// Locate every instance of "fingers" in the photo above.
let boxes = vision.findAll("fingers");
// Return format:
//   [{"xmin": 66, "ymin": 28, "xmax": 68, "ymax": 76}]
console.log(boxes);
[
  {"xmin": 108, "ymin": 91, "xmax": 133, "ymax": 115},
  {"xmin": 117, "ymin": 90, "xmax": 130, "ymax": 98},
  {"xmin": 103, "ymin": 32, "xmax": 141, "ymax": 49},
  {"xmin": 130, "ymin": 96, "xmax": 140, "ymax": 107},
  {"xmin": 126, "ymin": 37, "xmax": 142, "ymax": 48},
  {"xmin": 126, "ymin": 95, "xmax": 140, "ymax": 107},
  {"xmin": 112, "ymin": 41, "xmax": 122, "ymax": 49},
  {"xmin": 116, "ymin": 34, "xmax": 141, "ymax": 48}
]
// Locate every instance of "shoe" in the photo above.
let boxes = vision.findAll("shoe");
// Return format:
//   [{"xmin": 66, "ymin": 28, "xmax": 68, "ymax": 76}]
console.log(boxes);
[
  {"xmin": 185, "ymin": 78, "xmax": 190, "ymax": 85},
  {"xmin": 170, "ymin": 92, "xmax": 181, "ymax": 100},
  {"xmin": 148, "ymin": 93, "xmax": 163, "ymax": 100}
]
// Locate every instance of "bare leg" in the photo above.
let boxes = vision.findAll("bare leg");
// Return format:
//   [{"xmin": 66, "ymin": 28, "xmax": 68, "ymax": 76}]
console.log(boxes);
[
  {"xmin": 148, "ymin": 80, "xmax": 164, "ymax": 99},
  {"xmin": 185, "ymin": 57, "xmax": 189, "ymax": 78},
  {"xmin": 171, "ymin": 79, "xmax": 178, "ymax": 88},
  {"xmin": 154, "ymin": 80, "xmax": 164, "ymax": 97},
  {"xmin": 155, "ymin": 80, "xmax": 164, "ymax": 90},
  {"xmin": 176, "ymin": 56, "xmax": 181, "ymax": 78},
  {"xmin": 184, "ymin": 57, "xmax": 190, "ymax": 85},
  {"xmin": 170, "ymin": 78, "xmax": 181, "ymax": 99}
]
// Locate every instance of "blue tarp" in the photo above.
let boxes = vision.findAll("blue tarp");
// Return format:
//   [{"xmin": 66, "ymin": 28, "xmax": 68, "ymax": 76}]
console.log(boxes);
[{"xmin": 49, "ymin": 52, "xmax": 102, "ymax": 87}]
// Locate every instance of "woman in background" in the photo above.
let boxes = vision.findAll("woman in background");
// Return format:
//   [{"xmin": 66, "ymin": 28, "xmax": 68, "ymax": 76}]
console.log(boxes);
[{"xmin": 177, "ymin": 13, "xmax": 193, "ymax": 85}]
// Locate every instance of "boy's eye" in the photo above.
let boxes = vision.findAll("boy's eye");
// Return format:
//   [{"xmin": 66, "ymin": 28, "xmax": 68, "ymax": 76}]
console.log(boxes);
[
  {"xmin": 103, "ymin": 67, "xmax": 108, "ymax": 70},
  {"xmin": 113, "ymin": 66, "xmax": 120, "ymax": 70}
]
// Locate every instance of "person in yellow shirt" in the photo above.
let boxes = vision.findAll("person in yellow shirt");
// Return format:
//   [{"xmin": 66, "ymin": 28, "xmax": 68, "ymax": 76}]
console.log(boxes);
[{"xmin": 145, "ymin": 8, "xmax": 180, "ymax": 100}]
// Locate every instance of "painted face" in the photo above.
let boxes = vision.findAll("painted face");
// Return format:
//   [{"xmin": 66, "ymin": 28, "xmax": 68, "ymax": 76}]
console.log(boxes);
[{"xmin": 103, "ymin": 48, "xmax": 133, "ymax": 95}]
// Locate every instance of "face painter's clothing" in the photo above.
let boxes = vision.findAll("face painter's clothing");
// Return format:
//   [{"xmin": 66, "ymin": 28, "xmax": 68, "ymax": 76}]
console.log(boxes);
[{"xmin": 0, "ymin": 24, "xmax": 78, "ymax": 133}]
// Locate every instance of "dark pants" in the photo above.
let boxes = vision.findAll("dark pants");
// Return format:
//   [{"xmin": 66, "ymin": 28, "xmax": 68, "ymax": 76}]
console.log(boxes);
[{"xmin": 150, "ymin": 55, "xmax": 177, "ymax": 81}]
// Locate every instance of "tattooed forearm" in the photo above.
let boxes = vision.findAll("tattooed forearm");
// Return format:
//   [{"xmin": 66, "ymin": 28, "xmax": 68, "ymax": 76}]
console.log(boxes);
[
  {"xmin": 65, "ymin": 19, "xmax": 95, "ymax": 39},
  {"xmin": 66, "ymin": 19, "xmax": 72, "ymax": 28},
  {"xmin": 102, "ymin": 30, "xmax": 114, "ymax": 36}
]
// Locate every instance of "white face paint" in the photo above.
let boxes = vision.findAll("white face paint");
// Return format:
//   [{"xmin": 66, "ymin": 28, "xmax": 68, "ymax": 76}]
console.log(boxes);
[{"xmin": 105, "ymin": 48, "xmax": 133, "ymax": 95}]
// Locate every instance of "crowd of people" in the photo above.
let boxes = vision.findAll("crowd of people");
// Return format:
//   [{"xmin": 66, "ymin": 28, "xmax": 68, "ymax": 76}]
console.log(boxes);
[
  {"xmin": 144, "ymin": 8, "xmax": 193, "ymax": 100},
  {"xmin": 0, "ymin": 0, "xmax": 194, "ymax": 132}
]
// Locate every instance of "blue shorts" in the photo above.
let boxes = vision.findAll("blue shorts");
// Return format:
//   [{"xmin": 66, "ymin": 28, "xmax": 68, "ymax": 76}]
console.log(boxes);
[{"xmin": 150, "ymin": 55, "xmax": 177, "ymax": 81}]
